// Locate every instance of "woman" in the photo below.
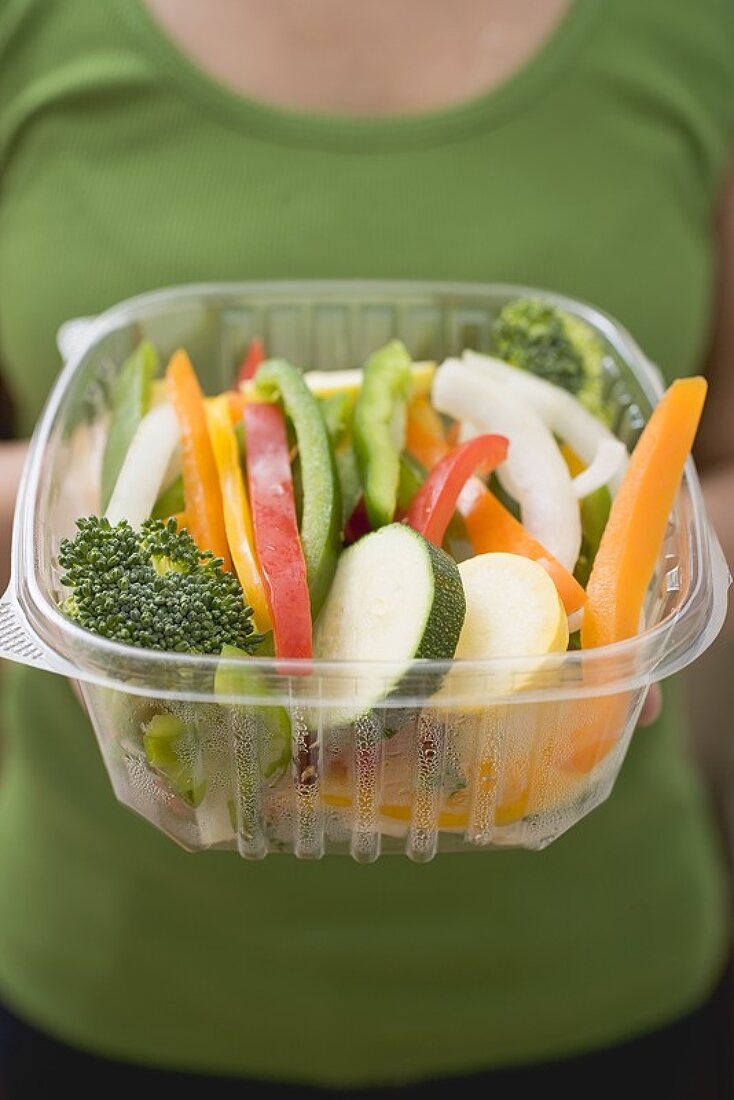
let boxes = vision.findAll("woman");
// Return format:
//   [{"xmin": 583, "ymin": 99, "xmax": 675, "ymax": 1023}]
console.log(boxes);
[{"xmin": 0, "ymin": 1, "xmax": 733, "ymax": 1095}]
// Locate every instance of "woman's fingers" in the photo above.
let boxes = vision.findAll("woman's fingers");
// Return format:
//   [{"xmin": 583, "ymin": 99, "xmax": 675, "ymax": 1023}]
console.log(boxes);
[{"xmin": 637, "ymin": 683, "xmax": 663, "ymax": 727}]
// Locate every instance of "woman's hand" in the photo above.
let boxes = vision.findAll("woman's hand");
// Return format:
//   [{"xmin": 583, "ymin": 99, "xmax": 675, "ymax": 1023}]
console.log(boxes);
[
  {"xmin": 0, "ymin": 440, "xmax": 29, "ymax": 594},
  {"xmin": 638, "ymin": 684, "xmax": 663, "ymax": 727}
]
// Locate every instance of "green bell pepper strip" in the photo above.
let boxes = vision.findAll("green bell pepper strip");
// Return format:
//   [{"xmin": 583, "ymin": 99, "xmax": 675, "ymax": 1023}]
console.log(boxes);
[
  {"xmin": 101, "ymin": 340, "xmax": 159, "ymax": 511},
  {"xmin": 396, "ymin": 450, "xmax": 426, "ymax": 511},
  {"xmin": 215, "ymin": 644, "xmax": 291, "ymax": 786},
  {"xmin": 142, "ymin": 712, "xmax": 206, "ymax": 808},
  {"xmin": 353, "ymin": 340, "xmax": 413, "ymax": 529},
  {"xmin": 573, "ymin": 484, "xmax": 611, "ymax": 588},
  {"xmin": 320, "ymin": 391, "xmax": 353, "ymax": 446},
  {"xmin": 321, "ymin": 392, "xmax": 362, "ymax": 528},
  {"xmin": 151, "ymin": 474, "xmax": 184, "ymax": 520},
  {"xmin": 254, "ymin": 359, "xmax": 341, "ymax": 618}
]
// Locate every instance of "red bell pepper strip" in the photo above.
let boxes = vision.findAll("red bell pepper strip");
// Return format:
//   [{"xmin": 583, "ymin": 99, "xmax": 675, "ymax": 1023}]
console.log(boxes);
[
  {"xmin": 243, "ymin": 402, "xmax": 312, "ymax": 660},
  {"xmin": 406, "ymin": 434, "xmax": 508, "ymax": 547},
  {"xmin": 237, "ymin": 338, "xmax": 265, "ymax": 385}
]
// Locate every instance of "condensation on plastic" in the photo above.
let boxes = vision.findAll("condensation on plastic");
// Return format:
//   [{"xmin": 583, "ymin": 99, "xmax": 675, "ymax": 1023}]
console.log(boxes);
[{"xmin": 0, "ymin": 282, "xmax": 729, "ymax": 861}]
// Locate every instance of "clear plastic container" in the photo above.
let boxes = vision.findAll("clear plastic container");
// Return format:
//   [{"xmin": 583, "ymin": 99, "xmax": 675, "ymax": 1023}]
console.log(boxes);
[{"xmin": 0, "ymin": 281, "xmax": 729, "ymax": 862}]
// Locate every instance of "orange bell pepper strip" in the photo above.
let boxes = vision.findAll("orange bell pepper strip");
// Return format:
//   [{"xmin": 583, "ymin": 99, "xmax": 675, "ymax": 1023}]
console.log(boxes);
[
  {"xmin": 206, "ymin": 395, "xmax": 271, "ymax": 633},
  {"xmin": 406, "ymin": 395, "xmax": 451, "ymax": 469},
  {"xmin": 406, "ymin": 396, "xmax": 586, "ymax": 615},
  {"xmin": 165, "ymin": 350, "xmax": 232, "ymax": 570},
  {"xmin": 582, "ymin": 376, "xmax": 707, "ymax": 647}
]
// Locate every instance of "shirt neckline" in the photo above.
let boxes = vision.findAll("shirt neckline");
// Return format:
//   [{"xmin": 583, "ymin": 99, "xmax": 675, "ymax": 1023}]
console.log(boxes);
[{"xmin": 112, "ymin": 0, "xmax": 604, "ymax": 151}]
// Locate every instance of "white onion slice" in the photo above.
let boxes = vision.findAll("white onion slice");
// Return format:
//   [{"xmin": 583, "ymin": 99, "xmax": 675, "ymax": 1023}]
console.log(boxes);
[
  {"xmin": 572, "ymin": 438, "xmax": 628, "ymax": 499},
  {"xmin": 567, "ymin": 607, "xmax": 584, "ymax": 635},
  {"xmin": 105, "ymin": 402, "xmax": 180, "ymax": 528},
  {"xmin": 462, "ymin": 350, "xmax": 628, "ymax": 493},
  {"xmin": 432, "ymin": 359, "xmax": 582, "ymax": 571}
]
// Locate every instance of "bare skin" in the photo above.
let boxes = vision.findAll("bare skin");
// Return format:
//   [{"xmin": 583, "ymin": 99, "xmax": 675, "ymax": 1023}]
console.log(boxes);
[{"xmin": 2, "ymin": 0, "xmax": 732, "ymax": 729}]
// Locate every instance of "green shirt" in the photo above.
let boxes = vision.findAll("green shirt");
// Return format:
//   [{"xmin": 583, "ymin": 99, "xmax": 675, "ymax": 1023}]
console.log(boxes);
[{"xmin": 1, "ymin": 0, "xmax": 733, "ymax": 1086}]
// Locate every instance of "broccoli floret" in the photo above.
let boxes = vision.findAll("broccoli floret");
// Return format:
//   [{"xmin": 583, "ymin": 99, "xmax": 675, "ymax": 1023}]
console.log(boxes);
[
  {"xmin": 493, "ymin": 298, "xmax": 608, "ymax": 418},
  {"xmin": 58, "ymin": 516, "xmax": 261, "ymax": 655}
]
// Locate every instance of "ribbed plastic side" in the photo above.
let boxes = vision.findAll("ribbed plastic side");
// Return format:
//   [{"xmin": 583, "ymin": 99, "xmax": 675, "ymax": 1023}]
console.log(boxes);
[{"xmin": 85, "ymin": 685, "xmax": 646, "ymax": 861}]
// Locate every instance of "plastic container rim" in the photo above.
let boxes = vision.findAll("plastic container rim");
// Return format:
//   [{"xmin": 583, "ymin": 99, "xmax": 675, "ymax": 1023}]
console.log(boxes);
[{"xmin": 8, "ymin": 279, "xmax": 728, "ymax": 702}]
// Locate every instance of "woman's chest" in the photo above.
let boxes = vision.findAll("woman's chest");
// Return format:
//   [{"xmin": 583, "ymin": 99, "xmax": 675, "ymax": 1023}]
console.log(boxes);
[{"xmin": 0, "ymin": 81, "xmax": 721, "ymax": 432}]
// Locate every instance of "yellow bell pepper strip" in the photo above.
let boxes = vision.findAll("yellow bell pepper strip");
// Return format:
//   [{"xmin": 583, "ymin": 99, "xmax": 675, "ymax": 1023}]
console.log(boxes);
[
  {"xmin": 582, "ymin": 376, "xmax": 708, "ymax": 647},
  {"xmin": 254, "ymin": 359, "xmax": 341, "ymax": 618},
  {"xmin": 206, "ymin": 395, "xmax": 271, "ymax": 633},
  {"xmin": 406, "ymin": 434, "xmax": 508, "ymax": 547},
  {"xmin": 406, "ymin": 397, "xmax": 586, "ymax": 615},
  {"xmin": 166, "ymin": 350, "xmax": 232, "ymax": 570},
  {"xmin": 353, "ymin": 340, "xmax": 414, "ymax": 529},
  {"xmin": 243, "ymin": 401, "xmax": 312, "ymax": 660},
  {"xmin": 101, "ymin": 340, "xmax": 159, "ymax": 512}
]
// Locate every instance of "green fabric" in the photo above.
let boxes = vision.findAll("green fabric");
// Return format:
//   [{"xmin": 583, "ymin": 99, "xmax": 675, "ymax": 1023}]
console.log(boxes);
[{"xmin": 1, "ymin": 0, "xmax": 733, "ymax": 1086}]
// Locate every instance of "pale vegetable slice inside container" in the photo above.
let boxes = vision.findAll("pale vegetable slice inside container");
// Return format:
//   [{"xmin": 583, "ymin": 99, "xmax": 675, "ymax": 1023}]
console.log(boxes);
[
  {"xmin": 462, "ymin": 349, "xmax": 628, "ymax": 493},
  {"xmin": 313, "ymin": 523, "xmax": 465, "ymax": 725},
  {"xmin": 105, "ymin": 402, "xmax": 180, "ymax": 528},
  {"xmin": 434, "ymin": 552, "xmax": 569, "ymax": 704},
  {"xmin": 432, "ymin": 358, "xmax": 582, "ymax": 571}
]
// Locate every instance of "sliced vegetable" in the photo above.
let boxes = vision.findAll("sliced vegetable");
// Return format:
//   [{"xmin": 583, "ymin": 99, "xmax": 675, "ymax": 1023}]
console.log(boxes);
[
  {"xmin": 433, "ymin": 358, "xmax": 582, "ymax": 571},
  {"xmin": 206, "ymin": 395, "xmax": 271, "ymax": 632},
  {"xmin": 396, "ymin": 451, "xmax": 426, "ymax": 512},
  {"xmin": 216, "ymin": 644, "xmax": 291, "ymax": 786},
  {"xmin": 321, "ymin": 392, "xmax": 362, "ymax": 528},
  {"xmin": 453, "ymin": 554, "xmax": 568, "ymax": 660},
  {"xmin": 353, "ymin": 340, "xmax": 414, "ymax": 529},
  {"xmin": 255, "ymin": 359, "xmax": 341, "ymax": 617},
  {"xmin": 571, "ymin": 438, "xmax": 627, "ymax": 500},
  {"xmin": 575, "ymin": 487, "xmax": 611, "ymax": 589},
  {"xmin": 406, "ymin": 406, "xmax": 586, "ymax": 615},
  {"xmin": 105, "ymin": 402, "xmax": 180, "ymax": 528},
  {"xmin": 151, "ymin": 473, "xmax": 184, "ymax": 521},
  {"xmin": 314, "ymin": 523, "xmax": 466, "ymax": 723},
  {"xmin": 406, "ymin": 434, "xmax": 508, "ymax": 547},
  {"xmin": 462, "ymin": 350, "xmax": 627, "ymax": 492},
  {"xmin": 304, "ymin": 360, "xmax": 435, "ymax": 400},
  {"xmin": 166, "ymin": 350, "xmax": 232, "ymax": 568},
  {"xmin": 457, "ymin": 481, "xmax": 586, "ymax": 615},
  {"xmin": 343, "ymin": 497, "xmax": 371, "ymax": 546},
  {"xmin": 406, "ymin": 395, "xmax": 451, "ymax": 469},
  {"xmin": 582, "ymin": 377, "xmax": 708, "ymax": 647},
  {"xmin": 561, "ymin": 443, "xmax": 611, "ymax": 588},
  {"xmin": 101, "ymin": 341, "xmax": 159, "ymax": 512},
  {"xmin": 434, "ymin": 553, "xmax": 568, "ymax": 701},
  {"xmin": 143, "ymin": 712, "xmax": 205, "ymax": 808},
  {"xmin": 237, "ymin": 338, "xmax": 265, "ymax": 385},
  {"xmin": 243, "ymin": 401, "xmax": 312, "ymax": 660}
]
